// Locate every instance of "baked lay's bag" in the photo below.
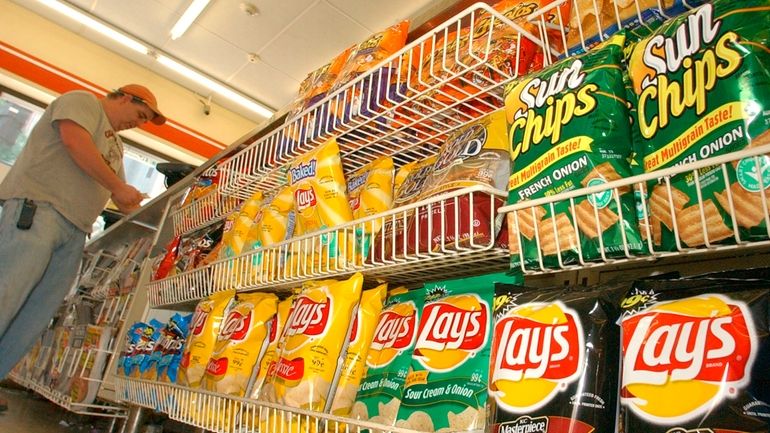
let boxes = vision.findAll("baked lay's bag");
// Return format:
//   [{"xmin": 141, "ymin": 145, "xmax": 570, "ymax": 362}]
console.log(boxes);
[
  {"xmin": 504, "ymin": 32, "xmax": 644, "ymax": 271},
  {"xmin": 629, "ymin": 0, "xmax": 770, "ymax": 250},
  {"xmin": 619, "ymin": 278, "xmax": 770, "ymax": 433},
  {"xmin": 261, "ymin": 273, "xmax": 363, "ymax": 412},
  {"xmin": 489, "ymin": 283, "xmax": 625, "ymax": 433},
  {"xmin": 218, "ymin": 190, "xmax": 263, "ymax": 260},
  {"xmin": 248, "ymin": 295, "xmax": 294, "ymax": 400},
  {"xmin": 350, "ymin": 286, "xmax": 424, "ymax": 427},
  {"xmin": 288, "ymin": 138, "xmax": 353, "ymax": 267},
  {"xmin": 345, "ymin": 157, "xmax": 395, "ymax": 264},
  {"xmin": 201, "ymin": 292, "xmax": 277, "ymax": 396},
  {"xmin": 179, "ymin": 290, "xmax": 235, "ymax": 387},
  {"xmin": 240, "ymin": 186, "xmax": 297, "ymax": 280},
  {"xmin": 395, "ymin": 273, "xmax": 515, "ymax": 432},
  {"xmin": 330, "ymin": 283, "xmax": 388, "ymax": 416}
]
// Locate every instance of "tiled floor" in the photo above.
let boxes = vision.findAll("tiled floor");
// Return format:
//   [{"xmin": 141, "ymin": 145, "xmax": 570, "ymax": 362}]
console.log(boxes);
[{"xmin": 0, "ymin": 385, "xmax": 117, "ymax": 433}]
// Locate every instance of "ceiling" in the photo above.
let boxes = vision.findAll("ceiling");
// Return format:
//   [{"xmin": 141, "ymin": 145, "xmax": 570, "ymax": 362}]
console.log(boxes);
[{"xmin": 11, "ymin": 0, "xmax": 456, "ymax": 123}]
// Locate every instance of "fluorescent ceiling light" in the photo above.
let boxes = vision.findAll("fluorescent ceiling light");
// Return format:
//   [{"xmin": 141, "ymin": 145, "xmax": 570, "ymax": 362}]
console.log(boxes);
[
  {"xmin": 170, "ymin": 0, "xmax": 211, "ymax": 40},
  {"xmin": 38, "ymin": 0, "xmax": 149, "ymax": 55},
  {"xmin": 157, "ymin": 55, "xmax": 273, "ymax": 118},
  {"xmin": 36, "ymin": 0, "xmax": 274, "ymax": 119}
]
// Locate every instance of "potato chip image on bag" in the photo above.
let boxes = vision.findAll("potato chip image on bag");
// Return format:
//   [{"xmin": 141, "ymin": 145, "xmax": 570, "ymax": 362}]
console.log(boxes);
[
  {"xmin": 396, "ymin": 273, "xmax": 512, "ymax": 432},
  {"xmin": 263, "ymin": 273, "xmax": 363, "ymax": 412},
  {"xmin": 505, "ymin": 33, "xmax": 644, "ymax": 271},
  {"xmin": 351, "ymin": 286, "xmax": 424, "ymax": 428},
  {"xmin": 179, "ymin": 290, "xmax": 235, "ymax": 387},
  {"xmin": 201, "ymin": 292, "xmax": 277, "ymax": 397},
  {"xmin": 330, "ymin": 284, "xmax": 387, "ymax": 417},
  {"xmin": 628, "ymin": 0, "xmax": 770, "ymax": 249}
]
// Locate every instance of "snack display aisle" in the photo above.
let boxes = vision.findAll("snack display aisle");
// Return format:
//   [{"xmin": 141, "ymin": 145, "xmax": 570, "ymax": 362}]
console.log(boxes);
[{"xmin": 24, "ymin": 0, "xmax": 770, "ymax": 432}]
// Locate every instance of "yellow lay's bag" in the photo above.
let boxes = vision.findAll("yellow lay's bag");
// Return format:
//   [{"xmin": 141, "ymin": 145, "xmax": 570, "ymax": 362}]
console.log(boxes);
[
  {"xmin": 242, "ymin": 186, "xmax": 297, "ymax": 281},
  {"xmin": 330, "ymin": 283, "xmax": 388, "ymax": 416},
  {"xmin": 201, "ymin": 292, "xmax": 277, "ymax": 396},
  {"xmin": 261, "ymin": 273, "xmax": 364, "ymax": 412},
  {"xmin": 345, "ymin": 157, "xmax": 395, "ymax": 264},
  {"xmin": 218, "ymin": 190, "xmax": 263, "ymax": 260},
  {"xmin": 248, "ymin": 295, "xmax": 294, "ymax": 400},
  {"xmin": 288, "ymin": 138, "xmax": 353, "ymax": 269},
  {"xmin": 179, "ymin": 290, "xmax": 235, "ymax": 388}
]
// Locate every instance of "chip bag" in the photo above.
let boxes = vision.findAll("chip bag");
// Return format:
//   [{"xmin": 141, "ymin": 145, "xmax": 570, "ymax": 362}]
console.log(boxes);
[
  {"xmin": 411, "ymin": 110, "xmax": 510, "ymax": 254},
  {"xmin": 288, "ymin": 138, "xmax": 353, "ymax": 268},
  {"xmin": 330, "ymin": 284, "xmax": 388, "ymax": 416},
  {"xmin": 218, "ymin": 190, "xmax": 263, "ymax": 260},
  {"xmin": 563, "ymin": 0, "xmax": 706, "ymax": 56},
  {"xmin": 328, "ymin": 20, "xmax": 410, "ymax": 129},
  {"xmin": 489, "ymin": 283, "xmax": 625, "ymax": 433},
  {"xmin": 395, "ymin": 273, "xmax": 515, "ymax": 432},
  {"xmin": 157, "ymin": 313, "xmax": 191, "ymax": 384},
  {"xmin": 344, "ymin": 156, "xmax": 395, "ymax": 263},
  {"xmin": 628, "ymin": 0, "xmax": 770, "ymax": 250},
  {"xmin": 248, "ymin": 295, "xmax": 294, "ymax": 400},
  {"xmin": 350, "ymin": 286, "xmax": 424, "ymax": 427},
  {"xmin": 261, "ymin": 273, "xmax": 364, "ymax": 412},
  {"xmin": 505, "ymin": 32, "xmax": 645, "ymax": 271},
  {"xmin": 619, "ymin": 277, "xmax": 770, "ymax": 433},
  {"xmin": 129, "ymin": 319, "xmax": 163, "ymax": 378},
  {"xmin": 202, "ymin": 292, "xmax": 277, "ymax": 396},
  {"xmin": 179, "ymin": 290, "xmax": 235, "ymax": 387}
]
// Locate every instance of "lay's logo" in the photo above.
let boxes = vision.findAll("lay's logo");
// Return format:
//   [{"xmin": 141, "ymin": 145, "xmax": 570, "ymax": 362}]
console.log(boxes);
[
  {"xmin": 621, "ymin": 294, "xmax": 756, "ymax": 424},
  {"xmin": 295, "ymin": 188, "xmax": 317, "ymax": 211},
  {"xmin": 218, "ymin": 308, "xmax": 252, "ymax": 342},
  {"xmin": 368, "ymin": 305, "xmax": 417, "ymax": 368},
  {"xmin": 285, "ymin": 296, "xmax": 330, "ymax": 338},
  {"xmin": 490, "ymin": 301, "xmax": 584, "ymax": 413},
  {"xmin": 413, "ymin": 296, "xmax": 488, "ymax": 371},
  {"xmin": 190, "ymin": 303, "xmax": 212, "ymax": 336}
]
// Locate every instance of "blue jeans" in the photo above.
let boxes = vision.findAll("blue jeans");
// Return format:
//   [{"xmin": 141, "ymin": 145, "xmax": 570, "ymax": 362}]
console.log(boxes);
[{"xmin": 0, "ymin": 198, "xmax": 85, "ymax": 378}]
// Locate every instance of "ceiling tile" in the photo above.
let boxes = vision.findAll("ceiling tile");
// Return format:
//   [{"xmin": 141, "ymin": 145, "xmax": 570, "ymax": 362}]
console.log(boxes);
[
  {"xmin": 326, "ymin": 0, "xmax": 435, "ymax": 32},
  {"xmin": 196, "ymin": 0, "xmax": 318, "ymax": 54},
  {"xmin": 162, "ymin": 25, "xmax": 246, "ymax": 89},
  {"xmin": 89, "ymin": 0, "xmax": 183, "ymax": 45},
  {"xmin": 229, "ymin": 62, "xmax": 298, "ymax": 112}
]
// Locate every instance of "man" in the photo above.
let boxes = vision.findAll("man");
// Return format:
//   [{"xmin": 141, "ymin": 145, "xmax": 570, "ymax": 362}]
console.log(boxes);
[{"xmin": 0, "ymin": 84, "xmax": 166, "ymax": 388}]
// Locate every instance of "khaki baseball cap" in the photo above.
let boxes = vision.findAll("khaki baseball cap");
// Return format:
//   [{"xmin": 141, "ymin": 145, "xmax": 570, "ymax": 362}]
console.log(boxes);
[{"xmin": 118, "ymin": 84, "xmax": 166, "ymax": 125}]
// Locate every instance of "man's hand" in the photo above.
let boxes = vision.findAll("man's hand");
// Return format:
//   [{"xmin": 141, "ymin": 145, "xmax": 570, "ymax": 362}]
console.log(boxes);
[{"xmin": 111, "ymin": 183, "xmax": 144, "ymax": 214}]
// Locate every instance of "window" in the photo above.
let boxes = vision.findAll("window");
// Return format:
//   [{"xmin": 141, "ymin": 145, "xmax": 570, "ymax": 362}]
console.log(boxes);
[{"xmin": 0, "ymin": 91, "xmax": 44, "ymax": 166}]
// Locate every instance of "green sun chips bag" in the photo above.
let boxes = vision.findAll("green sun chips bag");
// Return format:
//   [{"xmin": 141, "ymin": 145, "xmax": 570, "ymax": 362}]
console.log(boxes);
[
  {"xmin": 628, "ymin": 0, "xmax": 770, "ymax": 250},
  {"xmin": 504, "ymin": 32, "xmax": 644, "ymax": 271}
]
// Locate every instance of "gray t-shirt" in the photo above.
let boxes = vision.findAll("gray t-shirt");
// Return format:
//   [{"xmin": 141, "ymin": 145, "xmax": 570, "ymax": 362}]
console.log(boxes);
[{"xmin": 0, "ymin": 91, "xmax": 125, "ymax": 233}]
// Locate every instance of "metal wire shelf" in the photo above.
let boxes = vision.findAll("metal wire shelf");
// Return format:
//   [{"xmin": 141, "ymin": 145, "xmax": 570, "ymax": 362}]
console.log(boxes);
[
  {"xmin": 170, "ymin": 188, "xmax": 241, "ymax": 237},
  {"xmin": 9, "ymin": 343, "xmax": 128, "ymax": 419},
  {"xmin": 115, "ymin": 377, "xmax": 437, "ymax": 433},
  {"xmin": 214, "ymin": 2, "xmax": 545, "ymax": 200},
  {"xmin": 499, "ymin": 144, "xmax": 770, "ymax": 274},
  {"xmin": 147, "ymin": 186, "xmax": 509, "ymax": 307}
]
